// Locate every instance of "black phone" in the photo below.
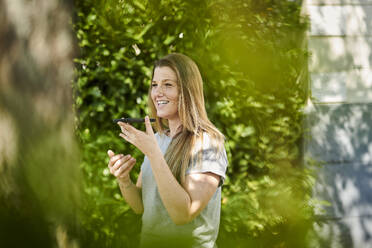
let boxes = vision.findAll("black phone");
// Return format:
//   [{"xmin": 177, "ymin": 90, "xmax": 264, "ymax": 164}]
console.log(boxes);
[{"xmin": 113, "ymin": 118, "xmax": 156, "ymax": 123}]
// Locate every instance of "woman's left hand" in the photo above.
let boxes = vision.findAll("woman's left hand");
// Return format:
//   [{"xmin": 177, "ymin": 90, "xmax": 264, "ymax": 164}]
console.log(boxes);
[{"xmin": 118, "ymin": 116, "xmax": 159, "ymax": 157}]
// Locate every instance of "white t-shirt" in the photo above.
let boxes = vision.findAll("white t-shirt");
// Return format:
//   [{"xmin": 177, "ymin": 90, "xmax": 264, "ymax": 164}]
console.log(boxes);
[{"xmin": 140, "ymin": 132, "xmax": 228, "ymax": 248}]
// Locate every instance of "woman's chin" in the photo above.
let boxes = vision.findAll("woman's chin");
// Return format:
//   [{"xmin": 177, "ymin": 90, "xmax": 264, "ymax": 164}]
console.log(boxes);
[
  {"xmin": 156, "ymin": 113, "xmax": 177, "ymax": 120},
  {"xmin": 156, "ymin": 113, "xmax": 168, "ymax": 119}
]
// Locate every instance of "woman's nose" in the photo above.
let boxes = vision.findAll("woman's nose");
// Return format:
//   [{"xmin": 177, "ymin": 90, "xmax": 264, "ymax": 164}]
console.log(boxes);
[{"xmin": 154, "ymin": 85, "xmax": 165, "ymax": 95}]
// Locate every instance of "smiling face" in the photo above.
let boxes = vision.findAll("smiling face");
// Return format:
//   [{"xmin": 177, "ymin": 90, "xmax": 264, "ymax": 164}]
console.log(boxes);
[{"xmin": 151, "ymin": 66, "xmax": 180, "ymax": 121}]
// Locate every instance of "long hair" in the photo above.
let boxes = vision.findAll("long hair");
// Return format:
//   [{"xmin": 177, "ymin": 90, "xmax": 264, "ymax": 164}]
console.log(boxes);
[{"xmin": 148, "ymin": 53, "xmax": 225, "ymax": 185}]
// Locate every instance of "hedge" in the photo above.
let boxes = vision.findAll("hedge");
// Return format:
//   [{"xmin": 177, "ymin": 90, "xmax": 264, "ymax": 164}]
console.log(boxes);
[{"xmin": 73, "ymin": 0, "xmax": 316, "ymax": 247}]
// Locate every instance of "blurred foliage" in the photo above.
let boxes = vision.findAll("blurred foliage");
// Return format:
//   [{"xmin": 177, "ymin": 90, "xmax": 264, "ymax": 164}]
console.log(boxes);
[
  {"xmin": 0, "ymin": 0, "xmax": 80, "ymax": 247},
  {"xmin": 73, "ymin": 0, "xmax": 315, "ymax": 247}
]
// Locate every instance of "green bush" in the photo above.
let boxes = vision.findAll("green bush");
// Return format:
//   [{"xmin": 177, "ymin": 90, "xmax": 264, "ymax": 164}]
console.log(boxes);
[{"xmin": 73, "ymin": 0, "xmax": 315, "ymax": 247}]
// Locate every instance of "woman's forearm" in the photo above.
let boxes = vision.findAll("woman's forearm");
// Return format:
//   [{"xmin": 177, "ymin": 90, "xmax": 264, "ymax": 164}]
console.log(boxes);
[
  {"xmin": 147, "ymin": 149, "xmax": 192, "ymax": 225},
  {"xmin": 117, "ymin": 179, "xmax": 143, "ymax": 214}
]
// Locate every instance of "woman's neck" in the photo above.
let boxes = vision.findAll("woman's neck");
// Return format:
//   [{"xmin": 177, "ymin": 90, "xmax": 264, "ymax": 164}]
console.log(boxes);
[{"xmin": 167, "ymin": 118, "xmax": 182, "ymax": 137}]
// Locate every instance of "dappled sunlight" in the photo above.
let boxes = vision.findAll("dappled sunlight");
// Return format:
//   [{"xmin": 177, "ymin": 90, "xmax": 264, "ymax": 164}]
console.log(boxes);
[
  {"xmin": 0, "ymin": 108, "xmax": 18, "ymax": 195},
  {"xmin": 310, "ymin": 6, "xmax": 343, "ymax": 35},
  {"xmin": 335, "ymin": 129, "xmax": 355, "ymax": 158},
  {"xmin": 362, "ymin": 144, "xmax": 372, "ymax": 164},
  {"xmin": 309, "ymin": 5, "xmax": 372, "ymax": 36},
  {"xmin": 56, "ymin": 225, "xmax": 80, "ymax": 248},
  {"xmin": 306, "ymin": 103, "xmax": 372, "ymax": 166},
  {"xmin": 336, "ymin": 175, "xmax": 360, "ymax": 212},
  {"xmin": 313, "ymin": 165, "xmax": 372, "ymax": 247},
  {"xmin": 308, "ymin": 2, "xmax": 372, "ymax": 104}
]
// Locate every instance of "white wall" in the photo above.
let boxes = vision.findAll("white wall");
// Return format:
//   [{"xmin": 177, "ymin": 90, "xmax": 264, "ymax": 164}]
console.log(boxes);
[
  {"xmin": 306, "ymin": 1, "xmax": 372, "ymax": 103},
  {"xmin": 304, "ymin": 0, "xmax": 372, "ymax": 247}
]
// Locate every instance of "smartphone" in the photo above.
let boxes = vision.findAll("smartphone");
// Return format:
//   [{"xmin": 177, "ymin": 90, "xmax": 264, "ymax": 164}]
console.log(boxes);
[{"xmin": 113, "ymin": 118, "xmax": 156, "ymax": 123}]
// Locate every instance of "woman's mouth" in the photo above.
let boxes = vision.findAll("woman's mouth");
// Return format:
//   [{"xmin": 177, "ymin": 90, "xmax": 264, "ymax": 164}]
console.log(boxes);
[{"xmin": 157, "ymin": 100, "xmax": 169, "ymax": 106}]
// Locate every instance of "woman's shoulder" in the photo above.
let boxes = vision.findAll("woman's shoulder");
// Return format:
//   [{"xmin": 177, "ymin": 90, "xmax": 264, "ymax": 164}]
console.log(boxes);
[
  {"xmin": 154, "ymin": 131, "xmax": 172, "ymax": 148},
  {"xmin": 200, "ymin": 131, "xmax": 225, "ymax": 147},
  {"xmin": 193, "ymin": 131, "xmax": 225, "ymax": 156},
  {"xmin": 154, "ymin": 131, "xmax": 170, "ymax": 139}
]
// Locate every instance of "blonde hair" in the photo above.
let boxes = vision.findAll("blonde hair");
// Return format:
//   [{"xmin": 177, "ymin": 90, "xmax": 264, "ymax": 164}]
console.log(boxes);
[{"xmin": 148, "ymin": 53, "xmax": 225, "ymax": 185}]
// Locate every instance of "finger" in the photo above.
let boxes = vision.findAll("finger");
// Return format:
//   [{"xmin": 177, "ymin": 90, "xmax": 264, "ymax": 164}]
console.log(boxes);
[
  {"xmin": 119, "ymin": 133, "xmax": 133, "ymax": 144},
  {"xmin": 114, "ymin": 167, "xmax": 122, "ymax": 177},
  {"xmin": 145, "ymin": 116, "xmax": 154, "ymax": 135},
  {"xmin": 118, "ymin": 123, "xmax": 134, "ymax": 140},
  {"xmin": 113, "ymin": 155, "xmax": 131, "ymax": 170},
  {"xmin": 110, "ymin": 166, "xmax": 115, "ymax": 175},
  {"xmin": 118, "ymin": 122, "xmax": 135, "ymax": 136},
  {"xmin": 108, "ymin": 154, "xmax": 124, "ymax": 167},
  {"xmin": 114, "ymin": 159, "xmax": 133, "ymax": 177},
  {"xmin": 118, "ymin": 164, "xmax": 135, "ymax": 179},
  {"xmin": 123, "ymin": 122, "xmax": 141, "ymax": 135},
  {"xmin": 118, "ymin": 158, "xmax": 136, "ymax": 178},
  {"xmin": 107, "ymin": 150, "xmax": 115, "ymax": 158},
  {"xmin": 117, "ymin": 122, "xmax": 127, "ymax": 134}
]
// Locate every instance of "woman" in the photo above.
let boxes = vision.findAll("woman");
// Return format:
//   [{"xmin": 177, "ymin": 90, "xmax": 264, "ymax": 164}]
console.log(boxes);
[{"xmin": 107, "ymin": 53, "xmax": 228, "ymax": 248}]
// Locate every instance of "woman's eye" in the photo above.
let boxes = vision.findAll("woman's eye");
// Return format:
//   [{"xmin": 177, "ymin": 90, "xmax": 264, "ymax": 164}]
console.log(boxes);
[
  {"xmin": 151, "ymin": 83, "xmax": 157, "ymax": 87},
  {"xmin": 165, "ymin": 83, "xmax": 173, "ymax": 87}
]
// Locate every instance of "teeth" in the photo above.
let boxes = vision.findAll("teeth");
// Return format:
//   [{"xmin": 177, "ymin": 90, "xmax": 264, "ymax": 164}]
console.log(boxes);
[{"xmin": 157, "ymin": 100, "xmax": 169, "ymax": 105}]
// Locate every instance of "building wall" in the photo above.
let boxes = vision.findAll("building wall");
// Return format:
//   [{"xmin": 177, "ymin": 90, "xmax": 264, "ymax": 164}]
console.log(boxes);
[{"xmin": 304, "ymin": 0, "xmax": 372, "ymax": 247}]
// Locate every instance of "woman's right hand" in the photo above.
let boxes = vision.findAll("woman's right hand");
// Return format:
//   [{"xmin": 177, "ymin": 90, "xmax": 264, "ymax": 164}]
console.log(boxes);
[{"xmin": 107, "ymin": 150, "xmax": 136, "ymax": 183}]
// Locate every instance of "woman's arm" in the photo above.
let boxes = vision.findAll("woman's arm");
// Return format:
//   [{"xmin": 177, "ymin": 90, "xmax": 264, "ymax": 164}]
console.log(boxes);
[
  {"xmin": 108, "ymin": 150, "xmax": 143, "ymax": 214},
  {"xmin": 117, "ymin": 171, "xmax": 143, "ymax": 214},
  {"xmin": 148, "ymin": 149, "xmax": 220, "ymax": 225},
  {"xmin": 118, "ymin": 117, "xmax": 220, "ymax": 224}
]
